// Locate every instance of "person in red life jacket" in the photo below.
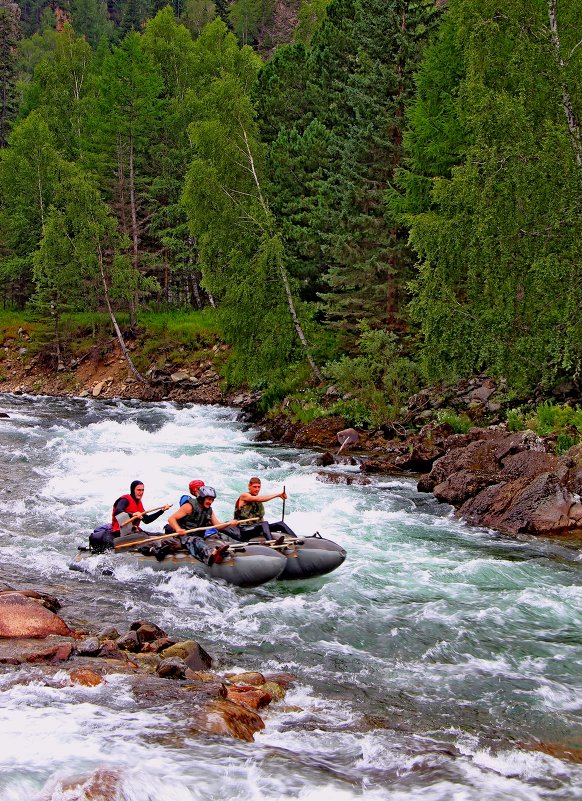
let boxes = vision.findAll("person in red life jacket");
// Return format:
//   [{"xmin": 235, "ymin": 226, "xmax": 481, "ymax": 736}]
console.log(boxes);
[
  {"xmin": 166, "ymin": 486, "xmax": 240, "ymax": 565},
  {"xmin": 112, "ymin": 480, "xmax": 170, "ymax": 537}
]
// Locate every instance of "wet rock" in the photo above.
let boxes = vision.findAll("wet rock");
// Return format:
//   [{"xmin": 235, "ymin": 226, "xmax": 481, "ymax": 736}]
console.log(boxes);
[
  {"xmin": 156, "ymin": 656, "xmax": 187, "ymax": 679},
  {"xmin": 70, "ymin": 668, "xmax": 104, "ymax": 687},
  {"xmin": 225, "ymin": 671, "xmax": 265, "ymax": 686},
  {"xmin": 96, "ymin": 627, "xmax": 120, "ymax": 643},
  {"xmin": 0, "ymin": 412, "xmax": 9, "ymax": 418},
  {"xmin": 260, "ymin": 681, "xmax": 286, "ymax": 701},
  {"xmin": 75, "ymin": 637, "xmax": 101, "ymax": 656},
  {"xmin": 316, "ymin": 472, "xmax": 372, "ymax": 486},
  {"xmin": 262, "ymin": 672, "xmax": 296, "ymax": 689},
  {"xmin": 460, "ymin": 472, "xmax": 582, "ymax": 536},
  {"xmin": 162, "ymin": 640, "xmax": 212, "ymax": 671},
  {"xmin": 130, "ymin": 652, "xmax": 162, "ymax": 673},
  {"xmin": 189, "ymin": 698, "xmax": 265, "ymax": 742},
  {"xmin": 130, "ymin": 621, "xmax": 167, "ymax": 642},
  {"xmin": 184, "ymin": 680, "xmax": 226, "ymax": 698},
  {"xmin": 116, "ymin": 631, "xmax": 140, "ymax": 652},
  {"xmin": 25, "ymin": 643, "xmax": 73, "ymax": 663},
  {"xmin": 0, "ymin": 593, "xmax": 73, "ymax": 639},
  {"xmin": 226, "ymin": 685, "xmax": 272, "ymax": 710},
  {"xmin": 140, "ymin": 636, "xmax": 176, "ymax": 653},
  {"xmin": 0, "ymin": 588, "xmax": 61, "ymax": 613},
  {"xmin": 36, "ymin": 767, "xmax": 123, "ymax": 801},
  {"xmin": 316, "ymin": 451, "xmax": 335, "ymax": 467},
  {"xmin": 92, "ymin": 381, "xmax": 105, "ymax": 397},
  {"xmin": 98, "ymin": 640, "xmax": 126, "ymax": 660},
  {"xmin": 184, "ymin": 670, "xmax": 223, "ymax": 682}
]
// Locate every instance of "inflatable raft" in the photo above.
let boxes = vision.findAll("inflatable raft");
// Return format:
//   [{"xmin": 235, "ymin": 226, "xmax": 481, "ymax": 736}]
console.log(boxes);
[
  {"xmin": 70, "ymin": 529, "xmax": 346, "ymax": 588},
  {"xmin": 244, "ymin": 531, "xmax": 347, "ymax": 580},
  {"xmin": 70, "ymin": 532, "xmax": 287, "ymax": 589}
]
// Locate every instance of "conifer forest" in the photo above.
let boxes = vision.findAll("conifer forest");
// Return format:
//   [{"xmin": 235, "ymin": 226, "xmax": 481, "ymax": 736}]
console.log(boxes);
[{"xmin": 0, "ymin": 0, "xmax": 580, "ymax": 421}]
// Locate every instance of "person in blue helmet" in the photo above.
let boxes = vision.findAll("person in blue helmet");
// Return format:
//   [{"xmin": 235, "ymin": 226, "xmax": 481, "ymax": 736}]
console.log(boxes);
[{"xmin": 166, "ymin": 486, "xmax": 240, "ymax": 565}]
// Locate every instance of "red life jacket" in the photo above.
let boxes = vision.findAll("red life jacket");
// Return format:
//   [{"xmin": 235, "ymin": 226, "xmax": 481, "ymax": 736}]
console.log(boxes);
[{"xmin": 111, "ymin": 494, "xmax": 145, "ymax": 533}]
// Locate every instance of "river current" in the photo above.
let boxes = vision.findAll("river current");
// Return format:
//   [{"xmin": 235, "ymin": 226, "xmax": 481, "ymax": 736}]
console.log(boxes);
[{"xmin": 0, "ymin": 394, "xmax": 581, "ymax": 801}]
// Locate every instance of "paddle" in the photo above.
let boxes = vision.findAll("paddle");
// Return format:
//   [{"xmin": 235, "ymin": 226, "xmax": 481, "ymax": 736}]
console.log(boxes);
[
  {"xmin": 113, "ymin": 517, "xmax": 262, "ymax": 550},
  {"xmin": 282, "ymin": 484, "xmax": 286, "ymax": 522},
  {"xmin": 117, "ymin": 503, "xmax": 173, "ymax": 530}
]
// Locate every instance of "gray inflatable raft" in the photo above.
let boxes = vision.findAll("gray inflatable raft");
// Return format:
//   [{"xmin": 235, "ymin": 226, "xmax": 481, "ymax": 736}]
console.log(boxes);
[{"xmin": 70, "ymin": 537, "xmax": 287, "ymax": 589}]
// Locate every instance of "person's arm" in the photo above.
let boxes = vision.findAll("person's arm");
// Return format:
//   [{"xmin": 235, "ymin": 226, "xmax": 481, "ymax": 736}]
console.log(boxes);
[
  {"xmin": 238, "ymin": 490, "xmax": 288, "ymax": 505},
  {"xmin": 142, "ymin": 504, "xmax": 171, "ymax": 524},
  {"xmin": 211, "ymin": 511, "xmax": 240, "ymax": 529},
  {"xmin": 167, "ymin": 503, "xmax": 192, "ymax": 535}
]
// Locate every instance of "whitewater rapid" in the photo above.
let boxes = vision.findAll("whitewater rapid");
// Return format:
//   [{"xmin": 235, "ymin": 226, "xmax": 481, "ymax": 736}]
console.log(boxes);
[{"xmin": 0, "ymin": 394, "xmax": 581, "ymax": 801}]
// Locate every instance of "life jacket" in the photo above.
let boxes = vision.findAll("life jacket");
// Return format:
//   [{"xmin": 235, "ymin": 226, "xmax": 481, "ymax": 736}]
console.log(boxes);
[
  {"xmin": 176, "ymin": 498, "xmax": 213, "ymax": 532},
  {"xmin": 111, "ymin": 494, "xmax": 145, "ymax": 533},
  {"xmin": 234, "ymin": 497, "xmax": 265, "ymax": 522}
]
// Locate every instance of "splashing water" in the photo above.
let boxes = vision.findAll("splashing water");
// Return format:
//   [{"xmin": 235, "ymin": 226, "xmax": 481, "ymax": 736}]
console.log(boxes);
[{"xmin": 0, "ymin": 394, "xmax": 581, "ymax": 800}]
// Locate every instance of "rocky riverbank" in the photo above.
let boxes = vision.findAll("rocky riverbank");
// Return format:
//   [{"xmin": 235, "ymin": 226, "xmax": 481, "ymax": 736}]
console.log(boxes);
[
  {"xmin": 0, "ymin": 585, "xmax": 294, "ymax": 749},
  {"xmin": 1, "ymin": 330, "xmax": 581, "ymax": 543}
]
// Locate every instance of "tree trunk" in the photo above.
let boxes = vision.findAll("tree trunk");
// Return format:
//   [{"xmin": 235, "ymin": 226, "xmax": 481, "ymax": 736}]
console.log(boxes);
[
  {"xmin": 128, "ymin": 105, "xmax": 139, "ymax": 326},
  {"xmin": 97, "ymin": 246, "xmax": 149, "ymax": 386},
  {"xmin": 239, "ymin": 120, "xmax": 323, "ymax": 382},
  {"xmin": 548, "ymin": 0, "xmax": 582, "ymax": 168}
]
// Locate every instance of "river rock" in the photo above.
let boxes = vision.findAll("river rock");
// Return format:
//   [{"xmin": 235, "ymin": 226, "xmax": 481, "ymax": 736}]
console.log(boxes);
[
  {"xmin": 92, "ymin": 381, "xmax": 105, "ymax": 397},
  {"xmin": 25, "ymin": 643, "xmax": 73, "ymax": 663},
  {"xmin": 69, "ymin": 668, "xmax": 104, "ymax": 687},
  {"xmin": 36, "ymin": 768, "xmax": 123, "ymax": 801},
  {"xmin": 189, "ymin": 698, "xmax": 265, "ymax": 742},
  {"xmin": 156, "ymin": 656, "xmax": 187, "ymax": 679},
  {"xmin": 130, "ymin": 620, "xmax": 167, "ymax": 642},
  {"xmin": 225, "ymin": 685, "xmax": 272, "ymax": 710},
  {"xmin": 116, "ymin": 631, "xmax": 140, "ymax": 652},
  {"xmin": 0, "ymin": 593, "xmax": 73, "ymax": 639},
  {"xmin": 162, "ymin": 640, "xmax": 212, "ymax": 670},
  {"xmin": 130, "ymin": 652, "xmax": 162, "ymax": 672},
  {"xmin": 420, "ymin": 430, "xmax": 582, "ymax": 537},
  {"xmin": 76, "ymin": 637, "xmax": 101, "ymax": 656},
  {"xmin": 260, "ymin": 681, "xmax": 286, "ymax": 701},
  {"xmin": 292, "ymin": 416, "xmax": 347, "ymax": 448},
  {"xmin": 225, "ymin": 671, "xmax": 265, "ymax": 686}
]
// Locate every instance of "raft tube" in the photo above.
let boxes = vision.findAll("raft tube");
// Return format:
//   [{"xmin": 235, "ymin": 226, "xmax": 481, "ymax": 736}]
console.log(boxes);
[
  {"xmin": 275, "ymin": 532, "xmax": 347, "ymax": 580},
  {"xmin": 70, "ymin": 537, "xmax": 287, "ymax": 589}
]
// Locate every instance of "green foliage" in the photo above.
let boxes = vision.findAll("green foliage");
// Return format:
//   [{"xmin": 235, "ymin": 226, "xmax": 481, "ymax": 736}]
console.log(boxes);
[
  {"xmin": 525, "ymin": 402, "xmax": 582, "ymax": 439},
  {"xmin": 228, "ymin": 0, "xmax": 274, "ymax": 46},
  {"xmin": 323, "ymin": 325, "xmax": 421, "ymax": 426},
  {"xmin": 506, "ymin": 408, "xmax": 525, "ymax": 432},
  {"xmin": 180, "ymin": 0, "xmax": 216, "ymax": 37},
  {"xmin": 401, "ymin": 0, "xmax": 582, "ymax": 393},
  {"xmin": 435, "ymin": 409, "xmax": 472, "ymax": 433},
  {"xmin": 293, "ymin": 0, "xmax": 329, "ymax": 45}
]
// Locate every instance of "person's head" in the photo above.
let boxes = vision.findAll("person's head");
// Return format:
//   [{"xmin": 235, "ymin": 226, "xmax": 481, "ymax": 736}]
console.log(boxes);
[
  {"xmin": 197, "ymin": 485, "xmax": 216, "ymax": 509},
  {"xmin": 248, "ymin": 477, "xmax": 261, "ymax": 496},
  {"xmin": 189, "ymin": 479, "xmax": 205, "ymax": 495},
  {"xmin": 130, "ymin": 480, "xmax": 144, "ymax": 500}
]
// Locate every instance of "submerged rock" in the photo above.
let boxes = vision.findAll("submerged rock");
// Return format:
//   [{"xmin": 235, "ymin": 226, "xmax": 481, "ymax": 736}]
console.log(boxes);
[{"xmin": 189, "ymin": 698, "xmax": 265, "ymax": 742}]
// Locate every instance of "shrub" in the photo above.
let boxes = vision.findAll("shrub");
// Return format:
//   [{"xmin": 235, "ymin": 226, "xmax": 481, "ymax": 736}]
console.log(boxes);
[{"xmin": 436, "ymin": 409, "xmax": 472, "ymax": 433}]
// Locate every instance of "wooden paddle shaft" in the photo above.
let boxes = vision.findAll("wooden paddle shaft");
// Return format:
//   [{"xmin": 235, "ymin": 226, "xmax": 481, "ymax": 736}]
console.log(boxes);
[{"xmin": 114, "ymin": 518, "xmax": 261, "ymax": 550}]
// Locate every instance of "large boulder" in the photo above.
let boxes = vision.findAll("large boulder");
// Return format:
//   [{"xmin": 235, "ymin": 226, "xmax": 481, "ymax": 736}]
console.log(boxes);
[{"xmin": 0, "ymin": 592, "xmax": 72, "ymax": 639}]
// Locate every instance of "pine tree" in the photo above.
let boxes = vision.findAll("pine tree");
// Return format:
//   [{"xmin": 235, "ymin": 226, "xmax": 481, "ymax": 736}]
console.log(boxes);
[
  {"xmin": 0, "ymin": 0, "xmax": 20, "ymax": 148},
  {"xmin": 91, "ymin": 30, "xmax": 164, "ymax": 322},
  {"xmin": 0, "ymin": 112, "xmax": 63, "ymax": 305},
  {"xmin": 70, "ymin": 0, "xmax": 112, "ymax": 48}
]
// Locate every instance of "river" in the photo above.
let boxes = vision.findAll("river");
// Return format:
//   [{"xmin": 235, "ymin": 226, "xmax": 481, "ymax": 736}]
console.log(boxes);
[{"xmin": 0, "ymin": 394, "xmax": 581, "ymax": 801}]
